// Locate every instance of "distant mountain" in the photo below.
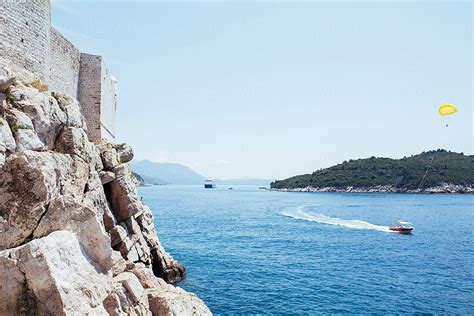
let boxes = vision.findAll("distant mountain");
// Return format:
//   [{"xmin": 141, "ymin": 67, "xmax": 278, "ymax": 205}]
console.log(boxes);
[
  {"xmin": 131, "ymin": 160, "xmax": 206, "ymax": 185},
  {"xmin": 215, "ymin": 178, "xmax": 271, "ymax": 186},
  {"xmin": 271, "ymin": 150, "xmax": 474, "ymax": 191}
]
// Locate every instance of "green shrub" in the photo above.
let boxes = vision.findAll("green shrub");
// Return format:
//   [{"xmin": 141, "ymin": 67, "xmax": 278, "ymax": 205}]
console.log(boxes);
[
  {"xmin": 12, "ymin": 124, "xmax": 30, "ymax": 132},
  {"xmin": 4, "ymin": 87, "xmax": 15, "ymax": 104}
]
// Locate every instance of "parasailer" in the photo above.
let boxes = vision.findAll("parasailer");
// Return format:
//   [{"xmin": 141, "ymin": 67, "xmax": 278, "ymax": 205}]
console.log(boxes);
[
  {"xmin": 392, "ymin": 103, "xmax": 459, "ymax": 234},
  {"xmin": 439, "ymin": 103, "xmax": 457, "ymax": 127}
]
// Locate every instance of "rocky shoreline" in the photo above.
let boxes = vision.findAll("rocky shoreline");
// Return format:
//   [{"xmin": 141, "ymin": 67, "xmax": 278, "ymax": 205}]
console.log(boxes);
[
  {"xmin": 0, "ymin": 75, "xmax": 211, "ymax": 315},
  {"xmin": 272, "ymin": 183, "xmax": 474, "ymax": 194}
]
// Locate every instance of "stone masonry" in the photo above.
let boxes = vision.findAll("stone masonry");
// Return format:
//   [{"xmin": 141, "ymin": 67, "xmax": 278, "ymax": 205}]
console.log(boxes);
[{"xmin": 0, "ymin": 0, "xmax": 117, "ymax": 143}]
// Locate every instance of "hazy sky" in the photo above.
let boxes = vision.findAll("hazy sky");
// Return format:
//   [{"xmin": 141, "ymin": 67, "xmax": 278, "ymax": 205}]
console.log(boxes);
[{"xmin": 51, "ymin": 1, "xmax": 472, "ymax": 180}]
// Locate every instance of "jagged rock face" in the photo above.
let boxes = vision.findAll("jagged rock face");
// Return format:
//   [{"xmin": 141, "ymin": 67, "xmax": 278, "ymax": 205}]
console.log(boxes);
[
  {"xmin": 0, "ymin": 79, "xmax": 211, "ymax": 315},
  {"xmin": 0, "ymin": 231, "xmax": 112, "ymax": 315},
  {"xmin": 5, "ymin": 108, "xmax": 44, "ymax": 151},
  {"xmin": 0, "ymin": 150, "xmax": 90, "ymax": 249},
  {"xmin": 100, "ymin": 146, "xmax": 186, "ymax": 284},
  {"xmin": 0, "ymin": 116, "xmax": 16, "ymax": 153}
]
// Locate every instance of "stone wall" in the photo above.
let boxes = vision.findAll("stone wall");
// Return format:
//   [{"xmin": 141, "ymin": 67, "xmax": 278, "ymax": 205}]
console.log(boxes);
[
  {"xmin": 78, "ymin": 53, "xmax": 102, "ymax": 143},
  {"xmin": 100, "ymin": 60, "xmax": 117, "ymax": 140},
  {"xmin": 0, "ymin": 0, "xmax": 117, "ymax": 144},
  {"xmin": 0, "ymin": 0, "xmax": 51, "ymax": 82},
  {"xmin": 77, "ymin": 54, "xmax": 117, "ymax": 143},
  {"xmin": 49, "ymin": 28, "xmax": 81, "ymax": 99}
]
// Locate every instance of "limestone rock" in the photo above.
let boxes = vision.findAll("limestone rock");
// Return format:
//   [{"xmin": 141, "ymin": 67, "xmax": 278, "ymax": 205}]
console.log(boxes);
[
  {"xmin": 0, "ymin": 231, "xmax": 112, "ymax": 315},
  {"xmin": 8, "ymin": 85, "xmax": 66, "ymax": 149},
  {"xmin": 114, "ymin": 272, "xmax": 146, "ymax": 304},
  {"xmin": 0, "ymin": 149, "xmax": 101, "ymax": 250},
  {"xmin": 0, "ymin": 116, "xmax": 16, "ymax": 153},
  {"xmin": 110, "ymin": 224, "xmax": 128, "ymax": 247},
  {"xmin": 32, "ymin": 195, "xmax": 115, "ymax": 271},
  {"xmin": 5, "ymin": 108, "xmax": 44, "ymax": 151},
  {"xmin": 108, "ymin": 163, "xmax": 143, "ymax": 221},
  {"xmin": 101, "ymin": 170, "xmax": 116, "ymax": 184},
  {"xmin": 129, "ymin": 266, "xmax": 211, "ymax": 316},
  {"xmin": 106, "ymin": 272, "xmax": 151, "ymax": 315},
  {"xmin": 116, "ymin": 237, "xmax": 137, "ymax": 261},
  {"xmin": 54, "ymin": 126, "xmax": 102, "ymax": 168},
  {"xmin": 103, "ymin": 291, "xmax": 125, "ymax": 316},
  {"xmin": 0, "ymin": 82, "xmax": 210, "ymax": 315},
  {"xmin": 111, "ymin": 252, "xmax": 128, "ymax": 277},
  {"xmin": 147, "ymin": 287, "xmax": 212, "ymax": 316},
  {"xmin": 52, "ymin": 93, "xmax": 84, "ymax": 128},
  {"xmin": 0, "ymin": 151, "xmax": 62, "ymax": 249},
  {"xmin": 135, "ymin": 207, "xmax": 186, "ymax": 284},
  {"xmin": 116, "ymin": 143, "xmax": 134, "ymax": 163},
  {"xmin": 147, "ymin": 280, "xmax": 212, "ymax": 316},
  {"xmin": 100, "ymin": 145, "xmax": 120, "ymax": 170},
  {"xmin": 0, "ymin": 76, "xmax": 14, "ymax": 92}
]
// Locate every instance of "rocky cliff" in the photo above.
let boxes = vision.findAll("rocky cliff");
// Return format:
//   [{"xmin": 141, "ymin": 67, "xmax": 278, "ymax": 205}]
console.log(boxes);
[{"xmin": 0, "ymin": 75, "xmax": 211, "ymax": 315}]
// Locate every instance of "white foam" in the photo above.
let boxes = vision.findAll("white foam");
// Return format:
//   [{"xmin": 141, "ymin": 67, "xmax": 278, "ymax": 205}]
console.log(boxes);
[{"xmin": 281, "ymin": 207, "xmax": 391, "ymax": 232}]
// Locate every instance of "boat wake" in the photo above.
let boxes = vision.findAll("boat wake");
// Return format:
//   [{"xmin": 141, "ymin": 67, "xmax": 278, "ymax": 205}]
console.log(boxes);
[{"xmin": 282, "ymin": 207, "xmax": 392, "ymax": 232}]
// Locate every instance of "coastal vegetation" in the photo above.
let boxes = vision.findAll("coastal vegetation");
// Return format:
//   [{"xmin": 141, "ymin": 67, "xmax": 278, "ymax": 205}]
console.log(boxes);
[
  {"xmin": 271, "ymin": 150, "xmax": 474, "ymax": 190},
  {"xmin": 4, "ymin": 87, "xmax": 15, "ymax": 104},
  {"xmin": 12, "ymin": 124, "xmax": 31, "ymax": 132},
  {"xmin": 27, "ymin": 79, "xmax": 48, "ymax": 92}
]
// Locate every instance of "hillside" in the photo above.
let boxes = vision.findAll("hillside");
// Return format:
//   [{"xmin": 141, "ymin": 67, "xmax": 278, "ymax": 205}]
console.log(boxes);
[
  {"xmin": 271, "ymin": 150, "xmax": 474, "ymax": 191},
  {"xmin": 131, "ymin": 160, "xmax": 206, "ymax": 185}
]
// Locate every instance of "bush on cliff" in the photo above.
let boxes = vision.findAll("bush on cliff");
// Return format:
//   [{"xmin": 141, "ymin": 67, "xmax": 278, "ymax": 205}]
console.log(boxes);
[{"xmin": 27, "ymin": 79, "xmax": 48, "ymax": 92}]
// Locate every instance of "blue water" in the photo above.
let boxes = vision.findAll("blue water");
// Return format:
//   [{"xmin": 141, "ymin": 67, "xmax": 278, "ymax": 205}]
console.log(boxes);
[{"xmin": 140, "ymin": 185, "xmax": 474, "ymax": 314}]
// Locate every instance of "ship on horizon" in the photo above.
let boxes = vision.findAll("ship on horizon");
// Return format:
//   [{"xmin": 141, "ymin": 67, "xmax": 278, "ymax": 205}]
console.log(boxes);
[{"xmin": 204, "ymin": 179, "xmax": 216, "ymax": 189}]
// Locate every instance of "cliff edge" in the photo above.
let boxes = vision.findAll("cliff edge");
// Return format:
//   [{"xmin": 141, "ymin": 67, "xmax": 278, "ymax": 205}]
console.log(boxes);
[{"xmin": 0, "ymin": 75, "xmax": 211, "ymax": 315}]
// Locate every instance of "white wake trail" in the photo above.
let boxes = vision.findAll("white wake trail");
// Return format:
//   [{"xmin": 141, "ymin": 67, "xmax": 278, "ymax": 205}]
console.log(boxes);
[{"xmin": 282, "ymin": 208, "xmax": 391, "ymax": 232}]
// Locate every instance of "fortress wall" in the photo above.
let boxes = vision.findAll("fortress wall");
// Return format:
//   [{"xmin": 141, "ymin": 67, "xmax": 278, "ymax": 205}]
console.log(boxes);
[
  {"xmin": 78, "ymin": 53, "xmax": 102, "ymax": 143},
  {"xmin": 0, "ymin": 0, "xmax": 51, "ymax": 82},
  {"xmin": 1, "ymin": 0, "xmax": 117, "ymax": 144},
  {"xmin": 99, "ymin": 60, "xmax": 117, "ymax": 141},
  {"xmin": 49, "ymin": 28, "xmax": 81, "ymax": 98}
]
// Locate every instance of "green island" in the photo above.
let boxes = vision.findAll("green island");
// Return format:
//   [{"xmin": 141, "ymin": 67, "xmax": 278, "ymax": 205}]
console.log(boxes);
[{"xmin": 271, "ymin": 150, "xmax": 474, "ymax": 193}]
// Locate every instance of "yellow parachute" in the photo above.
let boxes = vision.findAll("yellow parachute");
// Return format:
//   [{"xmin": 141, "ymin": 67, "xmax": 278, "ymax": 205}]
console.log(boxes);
[{"xmin": 438, "ymin": 104, "xmax": 457, "ymax": 117}]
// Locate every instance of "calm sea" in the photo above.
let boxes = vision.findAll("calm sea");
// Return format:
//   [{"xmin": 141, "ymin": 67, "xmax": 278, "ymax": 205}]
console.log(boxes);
[{"xmin": 139, "ymin": 185, "xmax": 474, "ymax": 314}]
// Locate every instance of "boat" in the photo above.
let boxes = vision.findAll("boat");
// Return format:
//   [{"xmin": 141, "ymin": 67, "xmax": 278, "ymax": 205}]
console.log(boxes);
[
  {"xmin": 389, "ymin": 220, "xmax": 413, "ymax": 234},
  {"xmin": 228, "ymin": 187, "xmax": 233, "ymax": 190},
  {"xmin": 204, "ymin": 179, "xmax": 216, "ymax": 189}
]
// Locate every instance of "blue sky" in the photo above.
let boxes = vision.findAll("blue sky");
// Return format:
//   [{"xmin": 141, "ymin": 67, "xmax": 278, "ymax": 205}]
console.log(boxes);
[{"xmin": 52, "ymin": 1, "xmax": 472, "ymax": 179}]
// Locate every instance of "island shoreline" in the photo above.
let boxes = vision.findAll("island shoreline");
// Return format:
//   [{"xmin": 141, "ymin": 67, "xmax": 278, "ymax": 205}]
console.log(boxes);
[{"xmin": 271, "ymin": 184, "xmax": 474, "ymax": 194}]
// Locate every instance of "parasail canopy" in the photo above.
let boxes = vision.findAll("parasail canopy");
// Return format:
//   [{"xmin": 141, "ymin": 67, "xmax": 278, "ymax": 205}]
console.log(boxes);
[{"xmin": 438, "ymin": 104, "xmax": 457, "ymax": 117}]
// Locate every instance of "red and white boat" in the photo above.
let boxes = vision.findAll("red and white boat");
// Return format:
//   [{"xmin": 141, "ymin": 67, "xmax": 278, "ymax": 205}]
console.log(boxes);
[{"xmin": 389, "ymin": 220, "xmax": 413, "ymax": 234}]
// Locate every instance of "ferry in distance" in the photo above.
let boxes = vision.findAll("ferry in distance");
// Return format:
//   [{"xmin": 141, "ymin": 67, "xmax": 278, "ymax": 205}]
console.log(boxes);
[{"xmin": 204, "ymin": 179, "xmax": 216, "ymax": 189}]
